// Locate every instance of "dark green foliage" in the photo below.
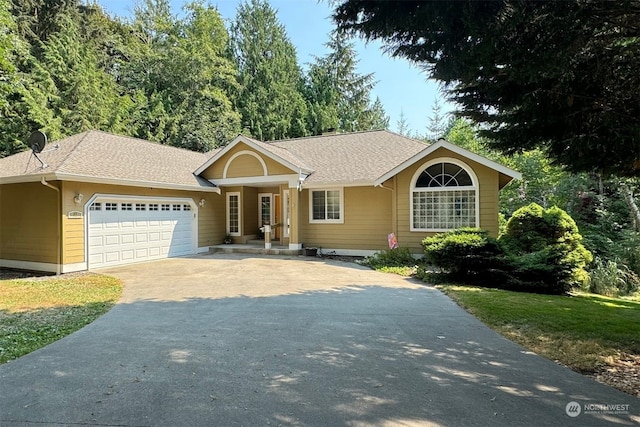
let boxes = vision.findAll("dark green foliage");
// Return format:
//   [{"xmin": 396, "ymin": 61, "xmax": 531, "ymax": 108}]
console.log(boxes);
[
  {"xmin": 333, "ymin": 0, "xmax": 640, "ymax": 177},
  {"xmin": 363, "ymin": 247, "xmax": 416, "ymax": 269},
  {"xmin": 421, "ymin": 206, "xmax": 592, "ymax": 295},
  {"xmin": 499, "ymin": 204, "xmax": 592, "ymax": 294},
  {"xmin": 422, "ymin": 228, "xmax": 504, "ymax": 279}
]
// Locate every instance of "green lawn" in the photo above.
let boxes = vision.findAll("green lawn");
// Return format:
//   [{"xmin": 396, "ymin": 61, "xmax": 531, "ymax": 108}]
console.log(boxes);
[
  {"xmin": 438, "ymin": 285, "xmax": 640, "ymax": 372},
  {"xmin": 0, "ymin": 274, "xmax": 123, "ymax": 363}
]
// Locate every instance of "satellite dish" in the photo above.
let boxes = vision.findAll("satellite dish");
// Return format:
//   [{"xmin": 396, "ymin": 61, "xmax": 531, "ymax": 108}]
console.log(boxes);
[{"xmin": 28, "ymin": 131, "xmax": 47, "ymax": 153}]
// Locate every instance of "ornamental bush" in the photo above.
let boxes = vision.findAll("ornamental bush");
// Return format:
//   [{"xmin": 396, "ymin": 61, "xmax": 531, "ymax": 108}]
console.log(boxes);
[
  {"xmin": 499, "ymin": 203, "xmax": 592, "ymax": 294},
  {"xmin": 422, "ymin": 228, "xmax": 505, "ymax": 280}
]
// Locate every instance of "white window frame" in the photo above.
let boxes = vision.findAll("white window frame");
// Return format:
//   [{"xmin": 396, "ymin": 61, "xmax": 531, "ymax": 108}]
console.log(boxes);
[
  {"xmin": 258, "ymin": 193, "xmax": 273, "ymax": 226},
  {"xmin": 309, "ymin": 188, "xmax": 344, "ymax": 224},
  {"xmin": 410, "ymin": 158, "xmax": 479, "ymax": 232},
  {"xmin": 283, "ymin": 190, "xmax": 290, "ymax": 237},
  {"xmin": 226, "ymin": 192, "xmax": 241, "ymax": 236}
]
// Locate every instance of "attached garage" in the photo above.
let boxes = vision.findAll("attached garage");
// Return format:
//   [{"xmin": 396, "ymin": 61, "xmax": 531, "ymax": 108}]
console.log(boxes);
[{"xmin": 87, "ymin": 196, "xmax": 197, "ymax": 269}]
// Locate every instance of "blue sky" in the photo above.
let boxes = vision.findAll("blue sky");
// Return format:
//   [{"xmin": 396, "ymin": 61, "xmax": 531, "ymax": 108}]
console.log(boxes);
[{"xmin": 97, "ymin": 0, "xmax": 453, "ymax": 136}]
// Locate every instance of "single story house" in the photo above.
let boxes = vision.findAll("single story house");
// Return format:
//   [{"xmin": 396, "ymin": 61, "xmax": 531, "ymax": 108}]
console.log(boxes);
[{"xmin": 0, "ymin": 130, "xmax": 520, "ymax": 273}]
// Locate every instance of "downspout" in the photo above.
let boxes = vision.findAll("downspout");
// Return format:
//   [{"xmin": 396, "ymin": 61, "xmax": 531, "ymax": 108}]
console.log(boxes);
[{"xmin": 41, "ymin": 177, "xmax": 61, "ymax": 275}]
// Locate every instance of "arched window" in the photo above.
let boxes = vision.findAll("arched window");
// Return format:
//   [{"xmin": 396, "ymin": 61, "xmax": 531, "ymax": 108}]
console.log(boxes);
[{"xmin": 411, "ymin": 160, "xmax": 478, "ymax": 231}]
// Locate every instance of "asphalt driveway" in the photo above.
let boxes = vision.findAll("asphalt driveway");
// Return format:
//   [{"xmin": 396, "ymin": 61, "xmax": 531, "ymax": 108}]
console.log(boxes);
[{"xmin": 1, "ymin": 253, "xmax": 638, "ymax": 426}]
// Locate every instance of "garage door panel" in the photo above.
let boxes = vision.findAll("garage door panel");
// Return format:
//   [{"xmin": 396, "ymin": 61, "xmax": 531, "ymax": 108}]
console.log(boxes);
[{"xmin": 88, "ymin": 198, "xmax": 195, "ymax": 269}]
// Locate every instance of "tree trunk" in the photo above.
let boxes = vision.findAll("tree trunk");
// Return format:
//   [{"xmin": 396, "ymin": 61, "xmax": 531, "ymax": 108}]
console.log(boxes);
[{"xmin": 620, "ymin": 182, "xmax": 640, "ymax": 231}]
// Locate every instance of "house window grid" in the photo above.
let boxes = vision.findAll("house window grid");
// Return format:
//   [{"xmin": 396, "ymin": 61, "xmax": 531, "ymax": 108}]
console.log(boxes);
[
  {"xmin": 90, "ymin": 202, "xmax": 102, "ymax": 211},
  {"xmin": 310, "ymin": 189, "xmax": 344, "ymax": 224},
  {"xmin": 227, "ymin": 192, "xmax": 240, "ymax": 236},
  {"xmin": 161, "ymin": 204, "xmax": 170, "ymax": 211},
  {"xmin": 105, "ymin": 202, "xmax": 117, "ymax": 211},
  {"xmin": 120, "ymin": 203, "xmax": 132, "ymax": 211},
  {"xmin": 410, "ymin": 160, "xmax": 479, "ymax": 232},
  {"xmin": 135, "ymin": 203, "xmax": 146, "ymax": 211},
  {"xmin": 149, "ymin": 204, "xmax": 159, "ymax": 211}
]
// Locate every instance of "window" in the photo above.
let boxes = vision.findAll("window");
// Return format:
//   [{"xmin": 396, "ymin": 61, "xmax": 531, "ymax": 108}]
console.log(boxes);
[
  {"xmin": 258, "ymin": 193, "xmax": 272, "ymax": 225},
  {"xmin": 121, "ymin": 203, "xmax": 132, "ymax": 211},
  {"xmin": 172, "ymin": 204, "xmax": 181, "ymax": 211},
  {"xmin": 90, "ymin": 202, "xmax": 102, "ymax": 211},
  {"xmin": 227, "ymin": 192, "xmax": 240, "ymax": 235},
  {"xmin": 310, "ymin": 189, "xmax": 343, "ymax": 223},
  {"xmin": 161, "ymin": 204, "xmax": 170, "ymax": 211},
  {"xmin": 411, "ymin": 160, "xmax": 477, "ymax": 231},
  {"xmin": 105, "ymin": 202, "xmax": 117, "ymax": 211},
  {"xmin": 135, "ymin": 203, "xmax": 146, "ymax": 211},
  {"xmin": 149, "ymin": 204, "xmax": 159, "ymax": 211},
  {"xmin": 183, "ymin": 204, "xmax": 191, "ymax": 211}
]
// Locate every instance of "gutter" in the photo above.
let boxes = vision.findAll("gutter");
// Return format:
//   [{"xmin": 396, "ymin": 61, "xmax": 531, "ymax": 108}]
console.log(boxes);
[{"xmin": 40, "ymin": 177, "xmax": 61, "ymax": 275}]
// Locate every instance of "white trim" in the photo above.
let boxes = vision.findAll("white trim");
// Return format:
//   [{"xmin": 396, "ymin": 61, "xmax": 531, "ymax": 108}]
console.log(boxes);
[
  {"xmin": 194, "ymin": 135, "xmax": 313, "ymax": 176},
  {"xmin": 409, "ymin": 158, "xmax": 480, "ymax": 232},
  {"xmin": 1, "ymin": 172, "xmax": 220, "ymax": 193},
  {"xmin": 62, "ymin": 262, "xmax": 88, "ymax": 273},
  {"xmin": 209, "ymin": 174, "xmax": 299, "ymax": 188},
  {"xmin": 289, "ymin": 242, "xmax": 302, "ymax": 250},
  {"xmin": 226, "ymin": 192, "xmax": 241, "ymax": 236},
  {"xmin": 0, "ymin": 259, "xmax": 87, "ymax": 273},
  {"xmin": 374, "ymin": 139, "xmax": 521, "ymax": 186},
  {"xmin": 309, "ymin": 188, "xmax": 345, "ymax": 224},
  {"xmin": 223, "ymin": 150, "xmax": 268, "ymax": 178},
  {"xmin": 283, "ymin": 190, "xmax": 290, "ymax": 238},
  {"xmin": 258, "ymin": 193, "xmax": 273, "ymax": 226},
  {"xmin": 84, "ymin": 194, "xmax": 199, "ymax": 270}
]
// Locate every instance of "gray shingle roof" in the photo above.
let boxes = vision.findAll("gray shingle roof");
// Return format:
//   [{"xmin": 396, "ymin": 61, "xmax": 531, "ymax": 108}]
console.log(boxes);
[
  {"xmin": 269, "ymin": 130, "xmax": 428, "ymax": 185},
  {"xmin": 0, "ymin": 130, "xmax": 216, "ymax": 190}
]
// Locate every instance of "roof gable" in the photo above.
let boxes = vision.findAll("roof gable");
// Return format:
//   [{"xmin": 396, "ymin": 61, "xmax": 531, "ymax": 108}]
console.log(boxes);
[
  {"xmin": 194, "ymin": 135, "xmax": 313, "ymax": 177},
  {"xmin": 374, "ymin": 139, "xmax": 521, "ymax": 188}
]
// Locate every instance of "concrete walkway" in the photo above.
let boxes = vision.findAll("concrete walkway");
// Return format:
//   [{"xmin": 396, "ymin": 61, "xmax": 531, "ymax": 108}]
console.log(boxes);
[{"xmin": 1, "ymin": 253, "xmax": 638, "ymax": 426}]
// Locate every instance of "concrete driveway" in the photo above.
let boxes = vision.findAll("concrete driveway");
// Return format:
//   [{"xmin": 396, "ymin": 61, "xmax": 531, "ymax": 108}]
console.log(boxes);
[{"xmin": 1, "ymin": 253, "xmax": 638, "ymax": 426}]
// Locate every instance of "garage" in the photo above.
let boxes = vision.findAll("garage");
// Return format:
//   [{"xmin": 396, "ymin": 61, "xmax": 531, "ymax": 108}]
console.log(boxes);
[{"xmin": 87, "ymin": 196, "xmax": 196, "ymax": 269}]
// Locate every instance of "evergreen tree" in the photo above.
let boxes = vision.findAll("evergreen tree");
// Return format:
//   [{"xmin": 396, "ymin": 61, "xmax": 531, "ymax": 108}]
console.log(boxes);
[
  {"xmin": 426, "ymin": 98, "xmax": 449, "ymax": 142},
  {"xmin": 305, "ymin": 30, "xmax": 386, "ymax": 134},
  {"xmin": 334, "ymin": 0, "xmax": 640, "ymax": 176},
  {"xmin": 230, "ymin": 0, "xmax": 307, "ymax": 141},
  {"xmin": 395, "ymin": 109, "xmax": 410, "ymax": 136}
]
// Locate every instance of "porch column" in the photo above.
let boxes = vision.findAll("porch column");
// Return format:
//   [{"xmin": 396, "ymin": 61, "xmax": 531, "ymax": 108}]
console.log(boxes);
[{"xmin": 288, "ymin": 187, "xmax": 302, "ymax": 250}]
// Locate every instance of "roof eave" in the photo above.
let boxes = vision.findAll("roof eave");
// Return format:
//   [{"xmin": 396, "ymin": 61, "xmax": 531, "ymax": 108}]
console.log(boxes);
[{"xmin": 1, "ymin": 172, "xmax": 220, "ymax": 193}]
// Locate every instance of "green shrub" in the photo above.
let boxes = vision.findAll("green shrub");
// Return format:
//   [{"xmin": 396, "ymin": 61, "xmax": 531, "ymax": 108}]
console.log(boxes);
[
  {"xmin": 422, "ymin": 228, "xmax": 505, "ymax": 280},
  {"xmin": 499, "ymin": 203, "xmax": 592, "ymax": 294},
  {"xmin": 362, "ymin": 247, "xmax": 417, "ymax": 269},
  {"xmin": 588, "ymin": 257, "xmax": 640, "ymax": 297}
]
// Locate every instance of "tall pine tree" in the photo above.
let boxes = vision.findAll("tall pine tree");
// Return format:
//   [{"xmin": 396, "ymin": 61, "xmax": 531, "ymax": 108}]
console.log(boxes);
[{"xmin": 230, "ymin": 0, "xmax": 307, "ymax": 141}]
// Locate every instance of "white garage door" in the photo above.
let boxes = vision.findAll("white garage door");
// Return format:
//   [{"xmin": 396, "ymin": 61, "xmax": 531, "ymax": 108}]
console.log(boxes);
[{"xmin": 88, "ymin": 197, "xmax": 195, "ymax": 269}]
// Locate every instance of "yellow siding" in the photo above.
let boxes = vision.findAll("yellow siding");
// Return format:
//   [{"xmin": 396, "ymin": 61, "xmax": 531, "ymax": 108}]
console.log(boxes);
[
  {"xmin": 299, "ymin": 186, "xmax": 393, "ymax": 250},
  {"xmin": 0, "ymin": 182, "xmax": 59, "ymax": 263},
  {"xmin": 58, "ymin": 182, "xmax": 225, "ymax": 264},
  {"xmin": 201, "ymin": 142, "xmax": 294, "ymax": 179},
  {"xmin": 395, "ymin": 147, "xmax": 500, "ymax": 253}
]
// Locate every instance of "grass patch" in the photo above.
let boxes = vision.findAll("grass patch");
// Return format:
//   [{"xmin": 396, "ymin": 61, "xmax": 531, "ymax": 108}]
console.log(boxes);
[
  {"xmin": 375, "ymin": 266, "xmax": 416, "ymax": 276},
  {"xmin": 0, "ymin": 274, "xmax": 123, "ymax": 363},
  {"xmin": 438, "ymin": 285, "xmax": 640, "ymax": 373}
]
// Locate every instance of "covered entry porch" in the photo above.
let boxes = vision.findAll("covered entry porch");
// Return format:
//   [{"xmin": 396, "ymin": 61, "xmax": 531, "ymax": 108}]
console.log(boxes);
[{"xmin": 220, "ymin": 183, "xmax": 303, "ymax": 251}]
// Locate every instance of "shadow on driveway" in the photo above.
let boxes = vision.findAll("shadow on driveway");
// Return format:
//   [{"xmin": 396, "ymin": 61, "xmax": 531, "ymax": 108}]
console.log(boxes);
[{"xmin": 1, "ymin": 254, "xmax": 638, "ymax": 426}]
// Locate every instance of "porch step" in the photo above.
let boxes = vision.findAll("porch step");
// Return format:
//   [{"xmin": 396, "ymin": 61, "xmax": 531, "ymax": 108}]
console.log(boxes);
[{"xmin": 209, "ymin": 244, "xmax": 302, "ymax": 256}]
